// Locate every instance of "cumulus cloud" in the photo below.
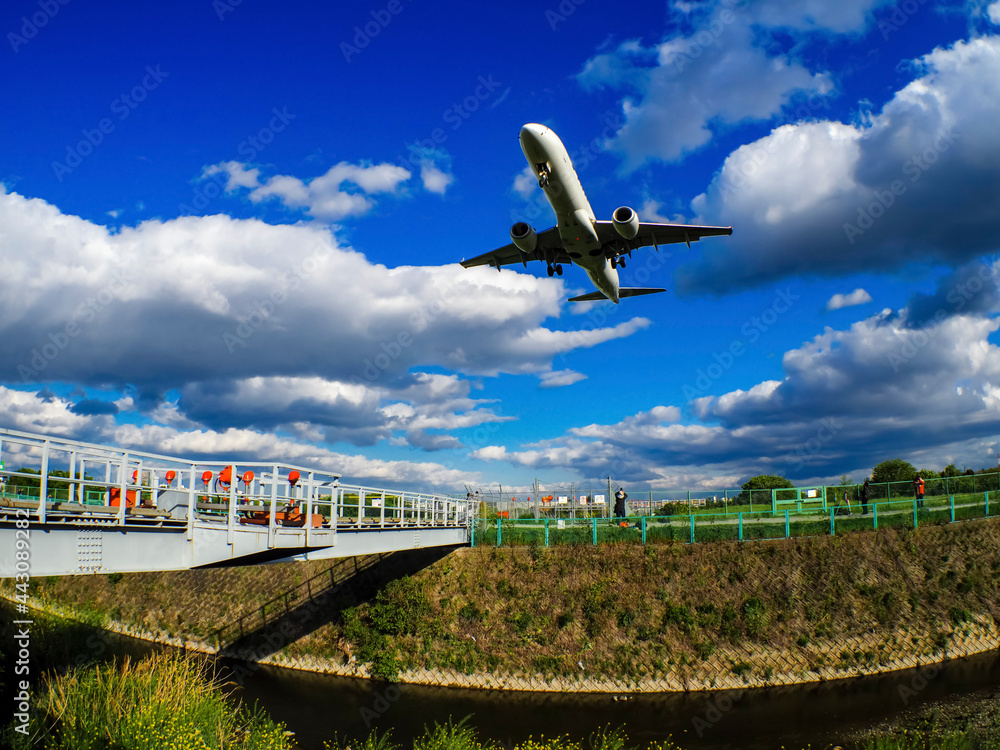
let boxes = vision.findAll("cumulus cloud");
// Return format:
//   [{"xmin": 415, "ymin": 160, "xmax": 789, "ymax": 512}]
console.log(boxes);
[
  {"xmin": 0, "ymin": 189, "xmax": 652, "ymax": 459},
  {"xmin": 204, "ymin": 160, "xmax": 411, "ymax": 220},
  {"xmin": 827, "ymin": 288, "xmax": 873, "ymax": 310},
  {"xmin": 680, "ymin": 35, "xmax": 1000, "ymax": 294},
  {"xmin": 0, "ymin": 386, "xmax": 479, "ymax": 489},
  {"xmin": 989, "ymin": 1, "xmax": 1000, "ymax": 24},
  {"xmin": 473, "ymin": 298, "xmax": 1000, "ymax": 487},
  {"xmin": 575, "ymin": 0, "xmax": 871, "ymax": 168},
  {"xmin": 903, "ymin": 259, "xmax": 1000, "ymax": 327}
]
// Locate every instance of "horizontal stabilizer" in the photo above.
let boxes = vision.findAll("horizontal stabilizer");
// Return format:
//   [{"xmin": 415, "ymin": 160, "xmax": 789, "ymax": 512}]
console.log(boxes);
[
  {"xmin": 568, "ymin": 287, "xmax": 667, "ymax": 303},
  {"xmin": 568, "ymin": 291, "xmax": 609, "ymax": 302},
  {"xmin": 620, "ymin": 287, "xmax": 666, "ymax": 298}
]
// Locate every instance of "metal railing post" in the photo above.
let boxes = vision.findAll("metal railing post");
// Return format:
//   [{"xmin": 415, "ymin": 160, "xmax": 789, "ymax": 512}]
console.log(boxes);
[
  {"xmin": 77, "ymin": 457, "xmax": 85, "ymax": 504},
  {"xmin": 592, "ymin": 517, "xmax": 597, "ymax": 545},
  {"xmin": 913, "ymin": 499, "xmax": 918, "ymax": 528},
  {"xmin": 873, "ymin": 502, "xmax": 878, "ymax": 530},
  {"xmin": 785, "ymin": 509, "xmax": 790, "ymax": 538},
  {"xmin": 497, "ymin": 516, "xmax": 502, "ymax": 547},
  {"xmin": 118, "ymin": 454, "xmax": 128, "ymax": 527},
  {"xmin": 829, "ymin": 508, "xmax": 835, "ymax": 536},
  {"xmin": 227, "ymin": 466, "xmax": 237, "ymax": 545},
  {"xmin": 544, "ymin": 518, "xmax": 549, "ymax": 547},
  {"xmin": 68, "ymin": 451, "xmax": 76, "ymax": 505},
  {"xmin": 641, "ymin": 516, "xmax": 646, "ymax": 544},
  {"xmin": 39, "ymin": 440, "xmax": 49, "ymax": 524},
  {"xmin": 268, "ymin": 464, "xmax": 278, "ymax": 549},
  {"xmin": 738, "ymin": 512, "xmax": 743, "ymax": 541},
  {"xmin": 306, "ymin": 471, "xmax": 315, "ymax": 546},
  {"xmin": 950, "ymin": 494, "xmax": 955, "ymax": 523},
  {"xmin": 689, "ymin": 514, "xmax": 695, "ymax": 544},
  {"xmin": 187, "ymin": 465, "xmax": 196, "ymax": 541}
]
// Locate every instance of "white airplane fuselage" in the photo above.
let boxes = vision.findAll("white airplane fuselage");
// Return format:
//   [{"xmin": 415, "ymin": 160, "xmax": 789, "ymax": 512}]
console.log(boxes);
[{"xmin": 519, "ymin": 124, "xmax": 621, "ymax": 302}]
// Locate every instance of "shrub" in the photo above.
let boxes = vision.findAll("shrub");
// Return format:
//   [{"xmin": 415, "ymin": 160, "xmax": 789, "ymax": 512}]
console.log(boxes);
[
  {"xmin": 8, "ymin": 652, "xmax": 290, "ymax": 750},
  {"xmin": 742, "ymin": 597, "xmax": 769, "ymax": 638}
]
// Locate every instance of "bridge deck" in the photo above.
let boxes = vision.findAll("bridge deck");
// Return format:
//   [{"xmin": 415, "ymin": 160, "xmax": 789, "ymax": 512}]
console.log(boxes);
[{"xmin": 0, "ymin": 428, "xmax": 471, "ymax": 577}]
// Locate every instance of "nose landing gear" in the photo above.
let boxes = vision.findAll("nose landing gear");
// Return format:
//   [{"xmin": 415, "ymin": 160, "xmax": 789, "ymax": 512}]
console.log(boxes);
[{"xmin": 536, "ymin": 163, "xmax": 551, "ymax": 189}]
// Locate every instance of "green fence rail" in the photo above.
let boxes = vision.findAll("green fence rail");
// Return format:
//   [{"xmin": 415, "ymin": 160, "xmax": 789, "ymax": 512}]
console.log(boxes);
[{"xmin": 473, "ymin": 490, "xmax": 1000, "ymax": 548}]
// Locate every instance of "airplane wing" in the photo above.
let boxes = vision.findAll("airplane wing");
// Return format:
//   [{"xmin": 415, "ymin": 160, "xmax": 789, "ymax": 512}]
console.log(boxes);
[
  {"xmin": 459, "ymin": 227, "xmax": 572, "ymax": 271},
  {"xmin": 593, "ymin": 221, "xmax": 732, "ymax": 255}
]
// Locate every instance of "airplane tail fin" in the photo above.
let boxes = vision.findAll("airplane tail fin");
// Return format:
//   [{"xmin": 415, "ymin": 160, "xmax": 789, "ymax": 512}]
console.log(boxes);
[{"xmin": 568, "ymin": 288, "xmax": 667, "ymax": 302}]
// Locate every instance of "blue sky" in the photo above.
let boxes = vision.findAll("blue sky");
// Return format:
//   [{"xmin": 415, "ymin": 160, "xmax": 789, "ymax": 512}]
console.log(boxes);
[{"xmin": 3, "ymin": 0, "xmax": 1000, "ymax": 493}]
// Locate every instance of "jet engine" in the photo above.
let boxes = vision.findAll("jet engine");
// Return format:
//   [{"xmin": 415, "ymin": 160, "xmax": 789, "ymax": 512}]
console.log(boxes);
[
  {"xmin": 510, "ymin": 222, "xmax": 537, "ymax": 254},
  {"xmin": 612, "ymin": 206, "xmax": 639, "ymax": 240}
]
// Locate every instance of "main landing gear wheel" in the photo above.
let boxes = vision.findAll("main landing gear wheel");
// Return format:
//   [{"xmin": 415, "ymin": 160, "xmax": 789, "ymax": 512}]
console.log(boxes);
[
  {"xmin": 546, "ymin": 264, "xmax": 555, "ymax": 277},
  {"xmin": 555, "ymin": 264, "xmax": 563, "ymax": 276},
  {"xmin": 610, "ymin": 257, "xmax": 618, "ymax": 269},
  {"xmin": 619, "ymin": 257, "xmax": 626, "ymax": 268}
]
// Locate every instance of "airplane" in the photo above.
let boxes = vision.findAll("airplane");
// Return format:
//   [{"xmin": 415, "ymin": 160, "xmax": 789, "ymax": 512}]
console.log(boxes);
[{"xmin": 460, "ymin": 123, "xmax": 733, "ymax": 303}]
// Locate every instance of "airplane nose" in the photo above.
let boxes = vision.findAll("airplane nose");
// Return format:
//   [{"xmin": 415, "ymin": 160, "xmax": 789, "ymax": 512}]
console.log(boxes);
[{"xmin": 520, "ymin": 123, "xmax": 547, "ymax": 160}]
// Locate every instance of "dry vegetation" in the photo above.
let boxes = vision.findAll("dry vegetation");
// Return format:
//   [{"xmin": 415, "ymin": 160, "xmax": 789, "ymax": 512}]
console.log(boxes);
[{"xmin": 10, "ymin": 519, "xmax": 1000, "ymax": 687}]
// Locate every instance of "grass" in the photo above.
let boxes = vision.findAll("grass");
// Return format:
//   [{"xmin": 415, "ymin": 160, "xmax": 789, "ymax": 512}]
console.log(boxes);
[
  {"xmin": 325, "ymin": 719, "xmax": 686, "ymax": 749},
  {"xmin": 859, "ymin": 728, "xmax": 1000, "ymax": 749},
  {"xmin": 325, "ymin": 721, "xmax": 1000, "ymax": 750},
  {"xmin": 2, "ymin": 652, "xmax": 291, "ymax": 749}
]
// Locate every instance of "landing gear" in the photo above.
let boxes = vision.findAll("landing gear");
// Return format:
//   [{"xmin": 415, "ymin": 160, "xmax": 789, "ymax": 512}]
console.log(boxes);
[
  {"xmin": 536, "ymin": 163, "xmax": 551, "ymax": 188},
  {"xmin": 546, "ymin": 264, "xmax": 555, "ymax": 277},
  {"xmin": 619, "ymin": 256, "xmax": 626, "ymax": 269},
  {"xmin": 610, "ymin": 256, "xmax": 618, "ymax": 269},
  {"xmin": 555, "ymin": 264, "xmax": 563, "ymax": 276}
]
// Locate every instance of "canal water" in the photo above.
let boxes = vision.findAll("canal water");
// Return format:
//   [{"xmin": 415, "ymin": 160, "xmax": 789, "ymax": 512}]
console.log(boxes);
[
  {"xmin": 228, "ymin": 651, "xmax": 1000, "ymax": 749},
  {"xmin": 4, "ymin": 599, "xmax": 998, "ymax": 749}
]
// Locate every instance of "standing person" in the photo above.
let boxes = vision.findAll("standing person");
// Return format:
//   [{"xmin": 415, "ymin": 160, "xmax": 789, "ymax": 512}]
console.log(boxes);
[
  {"xmin": 613, "ymin": 486, "xmax": 627, "ymax": 519},
  {"xmin": 913, "ymin": 475, "xmax": 925, "ymax": 508},
  {"xmin": 860, "ymin": 477, "xmax": 870, "ymax": 515}
]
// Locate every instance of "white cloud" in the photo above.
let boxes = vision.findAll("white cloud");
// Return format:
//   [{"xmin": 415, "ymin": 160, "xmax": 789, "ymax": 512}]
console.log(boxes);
[
  {"xmin": 681, "ymin": 35, "xmax": 1000, "ymax": 293},
  {"xmin": 577, "ymin": 2, "xmax": 847, "ymax": 168},
  {"xmin": 0, "ymin": 386, "xmax": 480, "ymax": 489},
  {"xmin": 476, "ymin": 296, "xmax": 1000, "ymax": 485},
  {"xmin": 470, "ymin": 445, "xmax": 507, "ymax": 461},
  {"xmin": 0, "ymin": 189, "xmax": 651, "ymax": 453},
  {"xmin": 827, "ymin": 288, "xmax": 873, "ymax": 310},
  {"xmin": 205, "ymin": 161, "xmax": 261, "ymax": 191},
  {"xmin": 638, "ymin": 199, "xmax": 680, "ymax": 224},
  {"xmin": 538, "ymin": 369, "xmax": 587, "ymax": 388},
  {"xmin": 513, "ymin": 166, "xmax": 537, "ymax": 199},
  {"xmin": 420, "ymin": 163, "xmax": 454, "ymax": 195},
  {"xmin": 206, "ymin": 160, "xmax": 411, "ymax": 220},
  {"xmin": 989, "ymin": 2, "xmax": 1000, "ymax": 24}
]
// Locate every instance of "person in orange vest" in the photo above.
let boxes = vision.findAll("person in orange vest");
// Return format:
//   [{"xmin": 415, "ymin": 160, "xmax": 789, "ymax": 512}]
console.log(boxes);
[{"xmin": 913, "ymin": 475, "xmax": 925, "ymax": 508}]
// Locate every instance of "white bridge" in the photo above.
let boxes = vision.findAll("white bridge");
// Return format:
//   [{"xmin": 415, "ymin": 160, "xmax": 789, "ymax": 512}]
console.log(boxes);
[{"xmin": 0, "ymin": 428, "xmax": 471, "ymax": 577}]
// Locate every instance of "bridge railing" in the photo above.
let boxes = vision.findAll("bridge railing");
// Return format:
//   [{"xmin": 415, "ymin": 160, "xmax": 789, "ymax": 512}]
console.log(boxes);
[{"xmin": 0, "ymin": 428, "xmax": 468, "ymax": 542}]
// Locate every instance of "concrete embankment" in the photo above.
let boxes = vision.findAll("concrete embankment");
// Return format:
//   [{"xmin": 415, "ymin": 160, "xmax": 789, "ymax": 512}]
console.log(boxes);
[{"xmin": 7, "ymin": 518, "xmax": 1000, "ymax": 692}]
